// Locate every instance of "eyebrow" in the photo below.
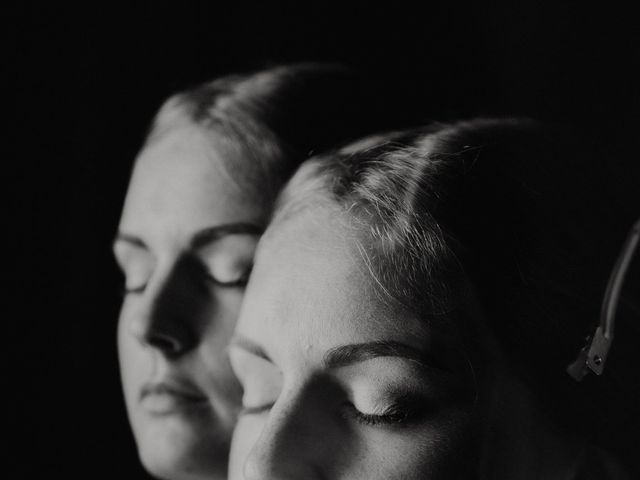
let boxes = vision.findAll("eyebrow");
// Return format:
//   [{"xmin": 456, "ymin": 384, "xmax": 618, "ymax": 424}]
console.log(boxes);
[
  {"xmin": 231, "ymin": 336, "xmax": 448, "ymax": 374},
  {"xmin": 230, "ymin": 334, "xmax": 272, "ymax": 363},
  {"xmin": 323, "ymin": 340, "xmax": 448, "ymax": 373},
  {"xmin": 190, "ymin": 223, "xmax": 263, "ymax": 249},
  {"xmin": 112, "ymin": 222, "xmax": 263, "ymax": 252}
]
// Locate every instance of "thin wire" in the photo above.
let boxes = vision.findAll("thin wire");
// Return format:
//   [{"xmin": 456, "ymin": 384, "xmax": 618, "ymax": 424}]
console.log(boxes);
[{"xmin": 601, "ymin": 218, "xmax": 640, "ymax": 340}]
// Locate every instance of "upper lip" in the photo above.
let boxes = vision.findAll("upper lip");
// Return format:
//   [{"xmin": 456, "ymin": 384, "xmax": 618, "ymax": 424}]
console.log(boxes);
[{"xmin": 140, "ymin": 377, "xmax": 209, "ymax": 402}]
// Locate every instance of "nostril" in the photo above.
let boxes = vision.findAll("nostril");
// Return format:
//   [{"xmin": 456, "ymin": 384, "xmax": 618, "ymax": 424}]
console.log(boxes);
[{"xmin": 146, "ymin": 332, "xmax": 184, "ymax": 355}]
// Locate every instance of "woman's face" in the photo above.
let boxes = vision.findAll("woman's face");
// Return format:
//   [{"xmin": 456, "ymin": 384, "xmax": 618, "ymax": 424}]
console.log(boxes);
[
  {"xmin": 228, "ymin": 206, "xmax": 480, "ymax": 480},
  {"xmin": 114, "ymin": 124, "xmax": 265, "ymax": 479}
]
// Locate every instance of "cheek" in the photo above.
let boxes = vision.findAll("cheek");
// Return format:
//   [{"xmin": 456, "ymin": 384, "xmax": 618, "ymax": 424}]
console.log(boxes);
[
  {"xmin": 405, "ymin": 411, "xmax": 479, "ymax": 479},
  {"xmin": 200, "ymin": 289, "xmax": 244, "ymax": 357},
  {"xmin": 195, "ymin": 290, "xmax": 246, "ymax": 408},
  {"xmin": 116, "ymin": 309, "xmax": 147, "ymax": 404},
  {"xmin": 228, "ymin": 415, "xmax": 266, "ymax": 480},
  {"xmin": 117, "ymin": 299, "xmax": 136, "ymax": 351},
  {"xmin": 116, "ymin": 311, "xmax": 132, "ymax": 375},
  {"xmin": 353, "ymin": 410, "xmax": 478, "ymax": 479}
]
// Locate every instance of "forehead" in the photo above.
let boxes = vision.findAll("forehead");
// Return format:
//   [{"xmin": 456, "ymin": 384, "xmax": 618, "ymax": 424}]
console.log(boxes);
[
  {"xmin": 119, "ymin": 125, "xmax": 265, "ymax": 237},
  {"xmin": 237, "ymin": 206, "xmax": 432, "ymax": 361}
]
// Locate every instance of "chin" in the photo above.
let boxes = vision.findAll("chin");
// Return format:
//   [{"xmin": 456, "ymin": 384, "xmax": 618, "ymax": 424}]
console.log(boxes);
[{"xmin": 135, "ymin": 416, "xmax": 230, "ymax": 480}]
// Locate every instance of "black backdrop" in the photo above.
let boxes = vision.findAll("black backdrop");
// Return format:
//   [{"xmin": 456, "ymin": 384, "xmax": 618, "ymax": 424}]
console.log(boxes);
[{"xmin": 8, "ymin": 2, "xmax": 639, "ymax": 478}]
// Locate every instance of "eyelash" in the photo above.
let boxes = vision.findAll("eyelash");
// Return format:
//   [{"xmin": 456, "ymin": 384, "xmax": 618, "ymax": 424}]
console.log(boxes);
[
  {"xmin": 120, "ymin": 284, "xmax": 145, "ymax": 297},
  {"xmin": 118, "ymin": 268, "xmax": 251, "ymax": 297},
  {"xmin": 239, "ymin": 402, "xmax": 274, "ymax": 416},
  {"xmin": 344, "ymin": 399, "xmax": 420, "ymax": 427},
  {"xmin": 205, "ymin": 269, "xmax": 251, "ymax": 288},
  {"xmin": 238, "ymin": 392, "xmax": 424, "ymax": 429}
]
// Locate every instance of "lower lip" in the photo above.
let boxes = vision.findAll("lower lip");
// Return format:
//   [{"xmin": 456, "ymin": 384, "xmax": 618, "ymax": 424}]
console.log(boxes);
[{"xmin": 140, "ymin": 392, "xmax": 210, "ymax": 415}]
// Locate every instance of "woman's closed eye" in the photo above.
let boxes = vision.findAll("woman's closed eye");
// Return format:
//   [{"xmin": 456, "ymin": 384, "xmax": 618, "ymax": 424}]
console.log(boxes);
[
  {"xmin": 121, "ymin": 283, "xmax": 147, "ymax": 296},
  {"xmin": 337, "ymin": 357, "xmax": 440, "ymax": 429},
  {"xmin": 238, "ymin": 376, "xmax": 281, "ymax": 417},
  {"xmin": 113, "ymin": 238, "xmax": 154, "ymax": 297},
  {"xmin": 229, "ymin": 345, "xmax": 282, "ymax": 416},
  {"xmin": 116, "ymin": 257, "xmax": 152, "ymax": 296},
  {"xmin": 240, "ymin": 401, "xmax": 275, "ymax": 416},
  {"xmin": 200, "ymin": 235, "xmax": 258, "ymax": 288},
  {"xmin": 205, "ymin": 265, "xmax": 252, "ymax": 288},
  {"xmin": 343, "ymin": 393, "xmax": 428, "ymax": 427}
]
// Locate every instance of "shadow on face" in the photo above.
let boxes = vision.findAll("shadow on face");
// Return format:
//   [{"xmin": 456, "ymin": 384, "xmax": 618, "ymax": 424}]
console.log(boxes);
[
  {"xmin": 228, "ymin": 207, "xmax": 481, "ymax": 480},
  {"xmin": 114, "ymin": 124, "xmax": 265, "ymax": 480}
]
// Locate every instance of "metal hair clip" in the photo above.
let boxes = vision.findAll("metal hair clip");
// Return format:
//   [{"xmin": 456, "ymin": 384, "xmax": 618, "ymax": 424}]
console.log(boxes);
[{"xmin": 567, "ymin": 217, "xmax": 640, "ymax": 382}]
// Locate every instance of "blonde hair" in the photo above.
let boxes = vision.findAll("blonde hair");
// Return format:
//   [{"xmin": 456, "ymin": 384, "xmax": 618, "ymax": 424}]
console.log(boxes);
[
  {"xmin": 270, "ymin": 118, "xmax": 639, "ymax": 461},
  {"xmin": 141, "ymin": 63, "xmax": 392, "ymax": 204}
]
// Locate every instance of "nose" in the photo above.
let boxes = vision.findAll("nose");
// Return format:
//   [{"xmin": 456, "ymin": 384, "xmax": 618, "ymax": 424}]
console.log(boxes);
[
  {"xmin": 128, "ymin": 257, "xmax": 201, "ymax": 356},
  {"xmin": 242, "ymin": 383, "xmax": 344, "ymax": 480}
]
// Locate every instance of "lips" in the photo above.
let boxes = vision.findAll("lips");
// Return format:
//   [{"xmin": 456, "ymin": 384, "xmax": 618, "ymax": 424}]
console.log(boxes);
[{"xmin": 139, "ymin": 379, "xmax": 210, "ymax": 415}]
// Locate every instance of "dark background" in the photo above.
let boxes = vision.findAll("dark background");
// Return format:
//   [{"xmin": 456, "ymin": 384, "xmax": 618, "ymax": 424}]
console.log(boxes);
[{"xmin": 8, "ymin": 2, "xmax": 639, "ymax": 478}]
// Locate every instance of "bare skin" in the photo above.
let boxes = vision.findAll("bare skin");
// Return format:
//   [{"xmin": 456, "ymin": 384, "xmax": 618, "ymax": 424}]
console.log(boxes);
[{"xmin": 115, "ymin": 124, "xmax": 265, "ymax": 480}]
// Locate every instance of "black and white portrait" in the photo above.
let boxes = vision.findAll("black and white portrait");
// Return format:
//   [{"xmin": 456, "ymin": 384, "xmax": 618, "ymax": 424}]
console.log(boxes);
[{"xmin": 9, "ymin": 3, "xmax": 639, "ymax": 479}]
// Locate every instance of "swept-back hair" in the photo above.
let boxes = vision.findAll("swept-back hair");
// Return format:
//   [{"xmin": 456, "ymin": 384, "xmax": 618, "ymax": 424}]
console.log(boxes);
[
  {"xmin": 142, "ymin": 63, "xmax": 392, "ymax": 204},
  {"xmin": 273, "ymin": 117, "xmax": 639, "ymax": 464}
]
